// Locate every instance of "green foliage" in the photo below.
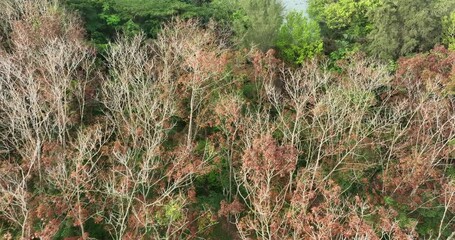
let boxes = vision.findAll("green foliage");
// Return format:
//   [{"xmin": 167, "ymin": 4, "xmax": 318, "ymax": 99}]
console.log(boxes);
[
  {"xmin": 276, "ymin": 11, "xmax": 323, "ymax": 64},
  {"xmin": 210, "ymin": 0, "xmax": 238, "ymax": 23},
  {"xmin": 327, "ymin": 40, "xmax": 361, "ymax": 71},
  {"xmin": 443, "ymin": 11, "xmax": 455, "ymax": 50},
  {"xmin": 344, "ymin": 90, "xmax": 377, "ymax": 107},
  {"xmin": 367, "ymin": 0, "xmax": 452, "ymax": 60},
  {"xmin": 321, "ymin": 0, "xmax": 356, "ymax": 29},
  {"xmin": 415, "ymin": 207, "xmax": 449, "ymax": 237},
  {"xmin": 53, "ymin": 219, "xmax": 78, "ymax": 240},
  {"xmin": 155, "ymin": 199, "xmax": 184, "ymax": 225},
  {"xmin": 447, "ymin": 165, "xmax": 455, "ymax": 180},
  {"xmin": 233, "ymin": 0, "xmax": 284, "ymax": 50},
  {"xmin": 164, "ymin": 202, "xmax": 182, "ymax": 221},
  {"xmin": 307, "ymin": 0, "xmax": 378, "ymax": 57},
  {"xmin": 313, "ymin": 0, "xmax": 378, "ymax": 30},
  {"xmin": 63, "ymin": 0, "xmax": 228, "ymax": 46},
  {"xmin": 195, "ymin": 172, "xmax": 226, "ymax": 208},
  {"xmin": 383, "ymin": 196, "xmax": 417, "ymax": 230},
  {"xmin": 384, "ymin": 194, "xmax": 453, "ymax": 238},
  {"xmin": 62, "ymin": 0, "xmax": 111, "ymax": 45},
  {"xmin": 84, "ymin": 218, "xmax": 110, "ymax": 239},
  {"xmin": 309, "ymin": 0, "xmax": 455, "ymax": 61},
  {"xmin": 242, "ymin": 82, "xmax": 259, "ymax": 102}
]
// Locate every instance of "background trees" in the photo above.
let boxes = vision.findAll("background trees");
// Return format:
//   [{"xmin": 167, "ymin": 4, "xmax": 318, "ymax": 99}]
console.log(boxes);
[
  {"xmin": 443, "ymin": 11, "xmax": 455, "ymax": 50},
  {"xmin": 308, "ymin": 0, "xmax": 455, "ymax": 61},
  {"xmin": 232, "ymin": 0, "xmax": 284, "ymax": 51},
  {"xmin": 276, "ymin": 10, "xmax": 323, "ymax": 64},
  {"xmin": 367, "ymin": 0, "xmax": 444, "ymax": 60},
  {"xmin": 307, "ymin": 0, "xmax": 379, "ymax": 59},
  {"xmin": 62, "ymin": 0, "xmax": 229, "ymax": 47}
]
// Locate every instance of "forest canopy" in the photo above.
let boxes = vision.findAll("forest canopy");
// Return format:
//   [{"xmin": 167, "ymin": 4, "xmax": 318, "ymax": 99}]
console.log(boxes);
[{"xmin": 0, "ymin": 0, "xmax": 454, "ymax": 239}]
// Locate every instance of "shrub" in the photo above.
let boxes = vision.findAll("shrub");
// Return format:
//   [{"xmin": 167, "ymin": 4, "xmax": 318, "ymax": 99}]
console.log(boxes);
[{"xmin": 276, "ymin": 10, "xmax": 323, "ymax": 64}]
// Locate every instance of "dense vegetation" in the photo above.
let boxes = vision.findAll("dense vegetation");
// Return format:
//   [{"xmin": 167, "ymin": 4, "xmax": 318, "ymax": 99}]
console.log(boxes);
[{"xmin": 0, "ymin": 0, "xmax": 454, "ymax": 239}]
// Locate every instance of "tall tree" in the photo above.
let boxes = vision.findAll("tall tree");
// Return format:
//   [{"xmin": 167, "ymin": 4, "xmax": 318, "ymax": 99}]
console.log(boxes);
[
  {"xmin": 307, "ymin": 0, "xmax": 379, "ymax": 56},
  {"xmin": 443, "ymin": 11, "xmax": 455, "ymax": 50},
  {"xmin": 368, "ymin": 0, "xmax": 453, "ymax": 60},
  {"xmin": 233, "ymin": 0, "xmax": 284, "ymax": 51}
]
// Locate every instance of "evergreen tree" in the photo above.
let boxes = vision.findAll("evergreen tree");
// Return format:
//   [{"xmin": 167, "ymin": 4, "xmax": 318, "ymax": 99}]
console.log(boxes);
[
  {"xmin": 368, "ymin": 0, "xmax": 454, "ymax": 60},
  {"xmin": 233, "ymin": 0, "xmax": 284, "ymax": 50}
]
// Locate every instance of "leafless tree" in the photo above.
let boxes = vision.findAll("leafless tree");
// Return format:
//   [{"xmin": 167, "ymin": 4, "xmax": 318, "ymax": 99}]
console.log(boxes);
[
  {"xmin": 0, "ymin": 1, "xmax": 95, "ymax": 238},
  {"xmin": 154, "ymin": 18, "xmax": 229, "ymax": 148},
  {"xmin": 99, "ymin": 26, "xmax": 217, "ymax": 238},
  {"xmin": 0, "ymin": 164, "xmax": 31, "ymax": 239}
]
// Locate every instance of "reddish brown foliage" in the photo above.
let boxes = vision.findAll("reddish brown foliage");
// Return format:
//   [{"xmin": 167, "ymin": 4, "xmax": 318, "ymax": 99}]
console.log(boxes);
[
  {"xmin": 242, "ymin": 135, "xmax": 297, "ymax": 176},
  {"xmin": 396, "ymin": 45, "xmax": 455, "ymax": 95}
]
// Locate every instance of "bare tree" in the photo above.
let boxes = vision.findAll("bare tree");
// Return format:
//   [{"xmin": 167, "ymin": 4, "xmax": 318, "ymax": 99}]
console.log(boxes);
[
  {"xmin": 0, "ymin": 1, "xmax": 95, "ymax": 238},
  {"xmin": 0, "ymin": 164, "xmax": 31, "ymax": 239},
  {"xmin": 43, "ymin": 125, "xmax": 111, "ymax": 239},
  {"xmin": 154, "ymin": 18, "xmax": 229, "ymax": 148},
  {"xmin": 99, "ymin": 26, "xmax": 217, "ymax": 238}
]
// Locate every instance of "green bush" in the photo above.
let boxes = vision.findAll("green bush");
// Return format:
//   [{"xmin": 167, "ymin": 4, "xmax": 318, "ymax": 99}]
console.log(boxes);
[
  {"xmin": 307, "ymin": 0, "xmax": 378, "ymax": 57},
  {"xmin": 276, "ymin": 11, "xmax": 323, "ymax": 64},
  {"xmin": 443, "ymin": 12, "xmax": 455, "ymax": 50}
]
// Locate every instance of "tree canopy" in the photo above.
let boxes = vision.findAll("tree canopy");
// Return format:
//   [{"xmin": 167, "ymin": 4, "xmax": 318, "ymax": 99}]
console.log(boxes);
[
  {"xmin": 276, "ymin": 10, "xmax": 323, "ymax": 64},
  {"xmin": 368, "ymin": 0, "xmax": 444, "ymax": 59},
  {"xmin": 1, "ymin": 1, "xmax": 455, "ymax": 239},
  {"xmin": 63, "ymin": 0, "xmax": 225, "ymax": 46},
  {"xmin": 233, "ymin": 0, "xmax": 284, "ymax": 50}
]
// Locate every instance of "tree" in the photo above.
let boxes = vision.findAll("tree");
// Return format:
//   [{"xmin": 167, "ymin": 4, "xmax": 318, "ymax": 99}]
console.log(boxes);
[
  {"xmin": 63, "ymin": 0, "xmax": 230, "ymax": 47},
  {"xmin": 0, "ymin": 1, "xmax": 96, "ymax": 238},
  {"xmin": 368, "ymin": 0, "xmax": 451, "ymax": 60},
  {"xmin": 276, "ymin": 10, "xmax": 323, "ymax": 64},
  {"xmin": 1, "ymin": 0, "xmax": 455, "ymax": 238},
  {"xmin": 443, "ymin": 12, "xmax": 455, "ymax": 50},
  {"xmin": 307, "ymin": 0, "xmax": 379, "ymax": 57},
  {"xmin": 98, "ymin": 19, "xmax": 223, "ymax": 238},
  {"xmin": 233, "ymin": 0, "xmax": 284, "ymax": 51}
]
